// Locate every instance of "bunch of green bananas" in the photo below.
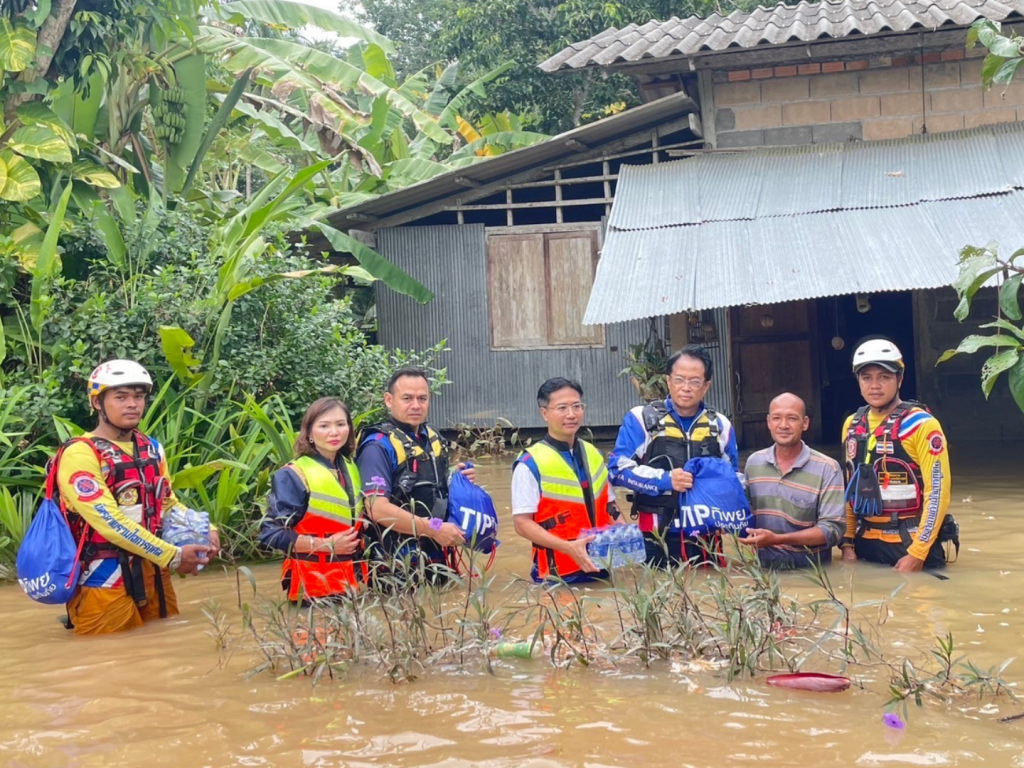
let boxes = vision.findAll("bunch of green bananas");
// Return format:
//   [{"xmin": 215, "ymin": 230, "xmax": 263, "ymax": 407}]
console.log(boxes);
[{"xmin": 152, "ymin": 86, "xmax": 188, "ymax": 146}]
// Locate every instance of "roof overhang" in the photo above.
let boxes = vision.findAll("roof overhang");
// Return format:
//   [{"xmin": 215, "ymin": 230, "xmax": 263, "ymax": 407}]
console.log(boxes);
[
  {"xmin": 315, "ymin": 91, "xmax": 698, "ymax": 240},
  {"xmin": 584, "ymin": 122, "xmax": 1024, "ymax": 325}
]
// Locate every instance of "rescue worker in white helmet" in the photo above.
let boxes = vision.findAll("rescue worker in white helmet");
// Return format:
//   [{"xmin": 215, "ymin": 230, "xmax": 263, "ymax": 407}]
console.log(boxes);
[
  {"xmin": 841, "ymin": 340, "xmax": 958, "ymax": 572},
  {"xmin": 54, "ymin": 361, "xmax": 216, "ymax": 634}
]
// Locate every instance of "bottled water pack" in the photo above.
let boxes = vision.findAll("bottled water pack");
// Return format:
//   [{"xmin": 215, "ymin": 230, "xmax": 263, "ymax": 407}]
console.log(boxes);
[
  {"xmin": 161, "ymin": 507, "xmax": 212, "ymax": 571},
  {"xmin": 582, "ymin": 524, "xmax": 647, "ymax": 569}
]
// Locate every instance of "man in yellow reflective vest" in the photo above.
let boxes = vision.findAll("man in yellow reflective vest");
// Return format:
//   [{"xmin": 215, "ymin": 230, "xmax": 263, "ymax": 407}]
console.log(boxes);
[{"xmin": 512, "ymin": 377, "xmax": 618, "ymax": 582}]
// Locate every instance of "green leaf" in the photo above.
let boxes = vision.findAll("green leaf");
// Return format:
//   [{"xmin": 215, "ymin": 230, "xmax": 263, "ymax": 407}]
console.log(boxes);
[
  {"xmin": 70, "ymin": 159, "xmax": 121, "ymax": 188},
  {"xmin": 993, "ymin": 57, "xmax": 1024, "ymax": 86},
  {"xmin": 999, "ymin": 273, "xmax": 1024, "ymax": 321},
  {"xmin": 0, "ymin": 19, "xmax": 36, "ymax": 72},
  {"xmin": 16, "ymin": 102, "xmax": 78, "ymax": 150},
  {"xmin": 231, "ymin": 99, "xmax": 316, "ymax": 152},
  {"xmin": 981, "ymin": 348, "xmax": 1020, "ymax": 398},
  {"xmin": 30, "ymin": 182, "xmax": 73, "ymax": 331},
  {"xmin": 52, "ymin": 415, "xmax": 85, "ymax": 442},
  {"xmin": 226, "ymin": 264, "xmax": 351, "ymax": 301},
  {"xmin": 159, "ymin": 326, "xmax": 203, "ymax": 385},
  {"xmin": 1008, "ymin": 358, "xmax": 1024, "ymax": 414},
  {"xmin": 238, "ymin": 145, "xmax": 286, "ymax": 175},
  {"xmin": 313, "ymin": 223, "xmax": 433, "ymax": 303},
  {"xmin": 447, "ymin": 129, "xmax": 548, "ymax": 161},
  {"xmin": 166, "ymin": 55, "xmax": 208, "ymax": 194},
  {"xmin": 173, "ymin": 460, "xmax": 251, "ymax": 490},
  {"xmin": 92, "ymin": 202, "xmax": 126, "ymax": 268},
  {"xmin": 0, "ymin": 312, "xmax": 5, "ymax": 365},
  {"xmin": 437, "ymin": 62, "xmax": 516, "ymax": 131},
  {"xmin": 952, "ymin": 247, "xmax": 1002, "ymax": 321},
  {"xmin": 182, "ymin": 67, "xmax": 253, "ymax": 197},
  {"xmin": 979, "ymin": 318, "xmax": 1024, "ymax": 342},
  {"xmin": 8, "ymin": 125, "xmax": 72, "ymax": 163},
  {"xmin": 950, "ymin": 333, "xmax": 1022, "ymax": 357},
  {"xmin": 385, "ymin": 157, "xmax": 448, "ymax": 187},
  {"xmin": 0, "ymin": 155, "xmax": 7, "ymax": 193},
  {"xmin": 214, "ymin": 0, "xmax": 394, "ymax": 52},
  {"xmin": 51, "ymin": 71, "xmax": 103, "ymax": 136}
]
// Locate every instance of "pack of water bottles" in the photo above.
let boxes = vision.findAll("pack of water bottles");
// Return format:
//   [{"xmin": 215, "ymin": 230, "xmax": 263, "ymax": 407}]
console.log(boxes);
[
  {"xmin": 582, "ymin": 524, "xmax": 647, "ymax": 569},
  {"xmin": 161, "ymin": 507, "xmax": 211, "ymax": 571}
]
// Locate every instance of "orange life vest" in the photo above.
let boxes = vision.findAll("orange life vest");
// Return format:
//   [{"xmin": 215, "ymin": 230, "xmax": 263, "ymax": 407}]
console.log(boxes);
[
  {"xmin": 282, "ymin": 456, "xmax": 366, "ymax": 601},
  {"xmin": 521, "ymin": 439, "xmax": 611, "ymax": 580}
]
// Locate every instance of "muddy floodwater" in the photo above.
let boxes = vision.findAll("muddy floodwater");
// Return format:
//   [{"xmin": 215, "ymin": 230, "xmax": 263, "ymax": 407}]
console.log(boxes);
[{"xmin": 3, "ymin": 447, "xmax": 1024, "ymax": 767}]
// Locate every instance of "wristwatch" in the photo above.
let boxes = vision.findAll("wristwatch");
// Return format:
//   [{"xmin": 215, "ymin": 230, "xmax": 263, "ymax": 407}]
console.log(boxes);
[
  {"xmin": 428, "ymin": 517, "xmax": 444, "ymax": 531},
  {"xmin": 168, "ymin": 547, "xmax": 183, "ymax": 570}
]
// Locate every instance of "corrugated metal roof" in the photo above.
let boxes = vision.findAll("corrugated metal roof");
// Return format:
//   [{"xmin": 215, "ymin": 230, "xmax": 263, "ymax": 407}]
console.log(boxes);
[
  {"xmin": 314, "ymin": 92, "xmax": 695, "ymax": 239},
  {"xmin": 540, "ymin": 0, "xmax": 1024, "ymax": 72},
  {"xmin": 585, "ymin": 122, "xmax": 1024, "ymax": 324}
]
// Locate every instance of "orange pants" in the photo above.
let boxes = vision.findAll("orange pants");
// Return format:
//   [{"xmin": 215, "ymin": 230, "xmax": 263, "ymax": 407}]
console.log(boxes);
[{"xmin": 67, "ymin": 561, "xmax": 179, "ymax": 636}]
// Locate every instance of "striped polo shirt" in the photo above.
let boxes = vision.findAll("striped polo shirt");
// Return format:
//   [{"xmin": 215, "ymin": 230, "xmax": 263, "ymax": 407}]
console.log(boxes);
[{"xmin": 744, "ymin": 442, "xmax": 845, "ymax": 569}]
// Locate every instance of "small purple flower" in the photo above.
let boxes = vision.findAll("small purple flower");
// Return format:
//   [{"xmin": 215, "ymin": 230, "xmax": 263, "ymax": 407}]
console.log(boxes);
[
  {"xmin": 882, "ymin": 713, "xmax": 905, "ymax": 730},
  {"xmin": 370, "ymin": 476, "xmax": 387, "ymax": 488},
  {"xmin": 490, "ymin": 627, "xmax": 503, "ymax": 639}
]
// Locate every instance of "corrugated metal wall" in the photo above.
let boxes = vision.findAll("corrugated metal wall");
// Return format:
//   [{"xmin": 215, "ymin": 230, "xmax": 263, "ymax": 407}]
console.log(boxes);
[
  {"xmin": 376, "ymin": 224, "xmax": 651, "ymax": 429},
  {"xmin": 704, "ymin": 308, "xmax": 733, "ymax": 418}
]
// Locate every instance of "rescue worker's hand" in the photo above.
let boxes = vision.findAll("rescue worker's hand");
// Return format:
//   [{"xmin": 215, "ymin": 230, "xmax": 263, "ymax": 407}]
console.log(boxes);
[
  {"xmin": 176, "ymin": 544, "xmax": 210, "ymax": 575},
  {"xmin": 841, "ymin": 546, "xmax": 857, "ymax": 563},
  {"xmin": 428, "ymin": 521, "xmax": 466, "ymax": 548},
  {"xmin": 328, "ymin": 528, "xmax": 361, "ymax": 556},
  {"xmin": 670, "ymin": 468, "xmax": 693, "ymax": 492},
  {"xmin": 894, "ymin": 554, "xmax": 925, "ymax": 573},
  {"xmin": 457, "ymin": 463, "xmax": 476, "ymax": 484},
  {"xmin": 563, "ymin": 535, "xmax": 599, "ymax": 573},
  {"xmin": 740, "ymin": 528, "xmax": 778, "ymax": 549},
  {"xmin": 207, "ymin": 528, "xmax": 221, "ymax": 558}
]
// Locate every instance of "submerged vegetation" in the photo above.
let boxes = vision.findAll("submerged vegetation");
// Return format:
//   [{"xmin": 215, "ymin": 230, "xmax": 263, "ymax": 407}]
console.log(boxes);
[{"xmin": 207, "ymin": 542, "xmax": 1017, "ymax": 722}]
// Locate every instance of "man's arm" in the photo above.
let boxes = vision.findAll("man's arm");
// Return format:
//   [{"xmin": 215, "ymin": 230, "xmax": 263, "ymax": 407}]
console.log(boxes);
[
  {"xmin": 356, "ymin": 438, "xmax": 463, "ymax": 547},
  {"xmin": 742, "ymin": 526, "xmax": 828, "ymax": 549},
  {"xmin": 904, "ymin": 419, "xmax": 951, "ymax": 563},
  {"xmin": 815, "ymin": 458, "xmax": 847, "ymax": 548},
  {"xmin": 511, "ymin": 461, "xmax": 597, "ymax": 573},
  {"xmin": 57, "ymin": 442, "xmax": 178, "ymax": 567},
  {"xmin": 839, "ymin": 417, "xmax": 857, "ymax": 557},
  {"xmin": 607, "ymin": 409, "xmax": 673, "ymax": 496}
]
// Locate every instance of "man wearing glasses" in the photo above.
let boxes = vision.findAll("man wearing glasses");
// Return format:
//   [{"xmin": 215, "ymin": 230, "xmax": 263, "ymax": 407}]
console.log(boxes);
[
  {"xmin": 609, "ymin": 345, "xmax": 739, "ymax": 568},
  {"xmin": 512, "ymin": 377, "xmax": 619, "ymax": 583}
]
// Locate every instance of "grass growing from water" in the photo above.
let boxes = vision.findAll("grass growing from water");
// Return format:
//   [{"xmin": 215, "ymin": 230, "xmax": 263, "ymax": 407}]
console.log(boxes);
[{"xmin": 206, "ymin": 541, "xmax": 1018, "ymax": 723}]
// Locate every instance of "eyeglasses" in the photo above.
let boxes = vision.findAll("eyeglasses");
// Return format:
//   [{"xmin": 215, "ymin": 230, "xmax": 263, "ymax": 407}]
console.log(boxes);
[
  {"xmin": 544, "ymin": 403, "xmax": 586, "ymax": 415},
  {"xmin": 670, "ymin": 376, "xmax": 706, "ymax": 390}
]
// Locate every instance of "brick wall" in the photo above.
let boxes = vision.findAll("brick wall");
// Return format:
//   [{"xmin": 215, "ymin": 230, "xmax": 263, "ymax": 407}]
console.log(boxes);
[
  {"xmin": 711, "ymin": 50, "xmax": 1024, "ymax": 148},
  {"xmin": 913, "ymin": 289, "xmax": 1024, "ymax": 441}
]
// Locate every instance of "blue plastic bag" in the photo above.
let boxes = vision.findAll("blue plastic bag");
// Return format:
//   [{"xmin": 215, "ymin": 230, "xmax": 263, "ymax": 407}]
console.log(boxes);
[
  {"xmin": 17, "ymin": 496, "xmax": 83, "ymax": 605},
  {"xmin": 446, "ymin": 463, "xmax": 499, "ymax": 552},
  {"xmin": 673, "ymin": 456, "xmax": 752, "ymax": 537}
]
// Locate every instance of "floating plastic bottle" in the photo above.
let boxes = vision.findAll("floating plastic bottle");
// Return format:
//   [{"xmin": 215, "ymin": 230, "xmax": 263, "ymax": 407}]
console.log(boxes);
[
  {"xmin": 161, "ymin": 507, "xmax": 212, "ymax": 571},
  {"xmin": 493, "ymin": 641, "xmax": 541, "ymax": 660},
  {"xmin": 583, "ymin": 525, "xmax": 647, "ymax": 569}
]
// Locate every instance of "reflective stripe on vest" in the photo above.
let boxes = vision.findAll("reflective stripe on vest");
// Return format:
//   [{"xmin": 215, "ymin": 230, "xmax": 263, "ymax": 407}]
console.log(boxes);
[
  {"xmin": 283, "ymin": 456, "xmax": 365, "ymax": 600},
  {"xmin": 523, "ymin": 439, "xmax": 610, "ymax": 580},
  {"xmin": 293, "ymin": 455, "xmax": 359, "ymax": 527}
]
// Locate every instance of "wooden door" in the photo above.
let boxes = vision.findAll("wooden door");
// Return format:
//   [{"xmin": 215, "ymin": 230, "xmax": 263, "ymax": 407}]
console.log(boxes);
[{"xmin": 730, "ymin": 301, "xmax": 820, "ymax": 449}]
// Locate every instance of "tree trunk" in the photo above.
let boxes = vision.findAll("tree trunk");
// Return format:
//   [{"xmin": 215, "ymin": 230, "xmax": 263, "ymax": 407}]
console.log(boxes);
[{"xmin": 3, "ymin": 0, "xmax": 80, "ymax": 122}]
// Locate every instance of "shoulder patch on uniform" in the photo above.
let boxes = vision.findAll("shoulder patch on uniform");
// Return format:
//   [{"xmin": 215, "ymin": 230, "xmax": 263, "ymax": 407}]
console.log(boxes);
[
  {"xmin": 898, "ymin": 410, "xmax": 931, "ymax": 439},
  {"xmin": 927, "ymin": 431, "xmax": 945, "ymax": 455},
  {"xmin": 70, "ymin": 471, "xmax": 103, "ymax": 502}
]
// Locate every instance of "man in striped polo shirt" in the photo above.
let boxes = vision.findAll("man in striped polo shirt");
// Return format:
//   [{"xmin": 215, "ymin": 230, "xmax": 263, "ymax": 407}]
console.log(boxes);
[{"xmin": 741, "ymin": 393, "xmax": 845, "ymax": 569}]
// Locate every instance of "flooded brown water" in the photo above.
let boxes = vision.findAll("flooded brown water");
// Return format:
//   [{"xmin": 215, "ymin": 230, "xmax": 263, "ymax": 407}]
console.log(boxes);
[{"xmin": 3, "ymin": 448, "xmax": 1024, "ymax": 767}]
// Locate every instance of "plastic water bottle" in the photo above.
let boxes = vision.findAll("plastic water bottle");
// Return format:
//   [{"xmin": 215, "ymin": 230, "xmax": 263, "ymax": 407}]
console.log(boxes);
[
  {"xmin": 627, "ymin": 525, "xmax": 648, "ymax": 566},
  {"xmin": 161, "ymin": 507, "xmax": 212, "ymax": 571},
  {"xmin": 610, "ymin": 527, "xmax": 626, "ymax": 569}
]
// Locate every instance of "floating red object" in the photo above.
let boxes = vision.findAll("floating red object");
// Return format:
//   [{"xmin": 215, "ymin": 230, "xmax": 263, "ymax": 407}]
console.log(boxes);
[{"xmin": 766, "ymin": 672, "xmax": 851, "ymax": 693}]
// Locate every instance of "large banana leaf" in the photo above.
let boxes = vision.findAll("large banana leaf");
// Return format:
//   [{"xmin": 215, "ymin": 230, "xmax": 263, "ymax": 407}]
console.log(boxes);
[
  {"xmin": 312, "ymin": 222, "xmax": 433, "ymax": 304},
  {"xmin": 204, "ymin": 32, "xmax": 451, "ymax": 145},
  {"xmin": 232, "ymin": 99, "xmax": 316, "ymax": 152},
  {"xmin": 226, "ymin": 264, "xmax": 363, "ymax": 301},
  {"xmin": 437, "ymin": 62, "xmax": 515, "ymax": 131},
  {"xmin": 424, "ymin": 62, "xmax": 460, "ymax": 117},
  {"xmin": 165, "ymin": 55, "xmax": 208, "ymax": 193},
  {"xmin": 181, "ymin": 67, "xmax": 252, "ymax": 197},
  {"xmin": 50, "ymin": 72, "xmax": 104, "ymax": 136},
  {"xmin": 213, "ymin": 0, "xmax": 394, "ymax": 53},
  {"xmin": 385, "ymin": 157, "xmax": 448, "ymax": 189},
  {"xmin": 29, "ymin": 183, "xmax": 73, "ymax": 330},
  {"xmin": 447, "ymin": 130, "xmax": 548, "ymax": 161}
]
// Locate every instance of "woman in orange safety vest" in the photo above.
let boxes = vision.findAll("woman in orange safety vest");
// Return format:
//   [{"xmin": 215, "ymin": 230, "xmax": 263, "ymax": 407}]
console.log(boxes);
[{"xmin": 259, "ymin": 398, "xmax": 365, "ymax": 601}]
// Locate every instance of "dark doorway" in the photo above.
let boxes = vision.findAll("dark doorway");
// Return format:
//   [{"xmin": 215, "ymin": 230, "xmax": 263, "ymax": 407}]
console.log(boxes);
[{"xmin": 816, "ymin": 292, "xmax": 917, "ymax": 445}]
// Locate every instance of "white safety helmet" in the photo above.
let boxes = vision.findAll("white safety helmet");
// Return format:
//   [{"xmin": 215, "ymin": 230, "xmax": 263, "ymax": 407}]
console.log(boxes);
[
  {"xmin": 87, "ymin": 360, "xmax": 154, "ymax": 402},
  {"xmin": 851, "ymin": 339, "xmax": 904, "ymax": 375}
]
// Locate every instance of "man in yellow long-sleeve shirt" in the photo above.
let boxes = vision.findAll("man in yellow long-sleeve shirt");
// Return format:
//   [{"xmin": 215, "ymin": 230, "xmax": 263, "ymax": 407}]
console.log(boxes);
[
  {"xmin": 56, "ymin": 360, "xmax": 216, "ymax": 635},
  {"xmin": 841, "ymin": 340, "xmax": 954, "ymax": 573}
]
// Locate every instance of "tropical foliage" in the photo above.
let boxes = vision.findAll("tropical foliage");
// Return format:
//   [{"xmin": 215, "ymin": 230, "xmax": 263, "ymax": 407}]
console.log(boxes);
[
  {"xmin": 940, "ymin": 21, "xmax": 1024, "ymax": 415},
  {"xmin": 0, "ymin": 0, "xmax": 544, "ymax": 572}
]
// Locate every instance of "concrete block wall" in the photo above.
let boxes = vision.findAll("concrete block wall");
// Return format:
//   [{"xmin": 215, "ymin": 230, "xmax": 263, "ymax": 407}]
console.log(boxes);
[
  {"xmin": 913, "ymin": 289, "xmax": 1024, "ymax": 441},
  {"xmin": 711, "ymin": 49, "xmax": 1024, "ymax": 148}
]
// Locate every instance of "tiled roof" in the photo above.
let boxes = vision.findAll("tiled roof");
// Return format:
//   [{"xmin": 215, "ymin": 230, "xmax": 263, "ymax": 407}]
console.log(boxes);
[{"xmin": 540, "ymin": 0, "xmax": 1024, "ymax": 71}]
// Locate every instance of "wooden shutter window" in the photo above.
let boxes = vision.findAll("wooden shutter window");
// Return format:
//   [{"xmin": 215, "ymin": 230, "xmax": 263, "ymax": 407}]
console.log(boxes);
[
  {"xmin": 488, "ymin": 234, "xmax": 548, "ymax": 349},
  {"xmin": 546, "ymin": 231, "xmax": 602, "ymax": 347}
]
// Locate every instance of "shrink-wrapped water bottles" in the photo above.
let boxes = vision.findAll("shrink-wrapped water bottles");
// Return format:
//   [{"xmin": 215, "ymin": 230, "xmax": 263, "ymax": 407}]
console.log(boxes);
[{"xmin": 582, "ymin": 524, "xmax": 646, "ymax": 569}]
